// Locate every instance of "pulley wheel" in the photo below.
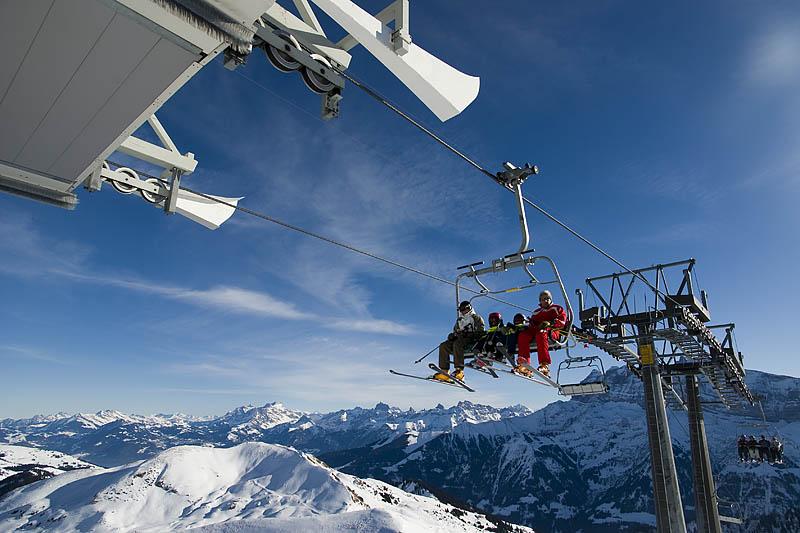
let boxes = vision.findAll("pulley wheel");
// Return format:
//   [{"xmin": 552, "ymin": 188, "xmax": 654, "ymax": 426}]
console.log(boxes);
[
  {"xmin": 301, "ymin": 66, "xmax": 335, "ymax": 94},
  {"xmin": 265, "ymin": 43, "xmax": 301, "ymax": 72},
  {"xmin": 110, "ymin": 167, "xmax": 138, "ymax": 194},
  {"xmin": 140, "ymin": 178, "xmax": 164, "ymax": 204}
]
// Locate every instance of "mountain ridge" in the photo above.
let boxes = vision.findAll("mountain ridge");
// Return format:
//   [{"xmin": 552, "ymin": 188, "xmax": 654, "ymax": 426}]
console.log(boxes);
[
  {"xmin": 0, "ymin": 442, "xmax": 533, "ymax": 532},
  {"xmin": 1, "ymin": 367, "xmax": 797, "ymax": 531}
]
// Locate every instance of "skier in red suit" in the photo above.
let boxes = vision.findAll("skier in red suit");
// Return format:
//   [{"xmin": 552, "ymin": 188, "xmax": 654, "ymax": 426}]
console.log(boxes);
[{"xmin": 515, "ymin": 290, "xmax": 567, "ymax": 377}]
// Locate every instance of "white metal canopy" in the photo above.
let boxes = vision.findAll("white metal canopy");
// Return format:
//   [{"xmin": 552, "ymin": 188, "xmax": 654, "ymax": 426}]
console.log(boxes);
[
  {"xmin": 0, "ymin": 0, "xmax": 235, "ymax": 207},
  {"xmin": 0, "ymin": 0, "xmax": 480, "ymax": 227}
]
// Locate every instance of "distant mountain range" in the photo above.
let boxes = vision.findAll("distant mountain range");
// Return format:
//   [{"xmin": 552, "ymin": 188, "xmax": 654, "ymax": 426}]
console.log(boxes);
[{"xmin": 1, "ymin": 367, "xmax": 798, "ymax": 532}]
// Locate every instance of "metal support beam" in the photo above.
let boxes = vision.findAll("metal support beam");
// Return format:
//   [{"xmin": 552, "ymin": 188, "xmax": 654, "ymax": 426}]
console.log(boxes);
[
  {"xmin": 336, "ymin": 0, "xmax": 411, "ymax": 55},
  {"xmin": 685, "ymin": 375, "xmax": 722, "ymax": 533},
  {"xmin": 165, "ymin": 169, "xmax": 182, "ymax": 214},
  {"xmin": 639, "ymin": 327, "xmax": 687, "ymax": 533}
]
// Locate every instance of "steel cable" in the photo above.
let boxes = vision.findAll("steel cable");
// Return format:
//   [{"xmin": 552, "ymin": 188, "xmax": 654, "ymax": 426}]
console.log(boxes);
[
  {"xmin": 332, "ymin": 65, "xmax": 687, "ymax": 308},
  {"xmin": 104, "ymin": 160, "xmax": 533, "ymax": 313}
]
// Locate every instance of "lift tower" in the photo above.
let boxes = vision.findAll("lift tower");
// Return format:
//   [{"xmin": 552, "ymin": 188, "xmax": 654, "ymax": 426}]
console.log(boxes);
[{"xmin": 575, "ymin": 259, "xmax": 754, "ymax": 533}]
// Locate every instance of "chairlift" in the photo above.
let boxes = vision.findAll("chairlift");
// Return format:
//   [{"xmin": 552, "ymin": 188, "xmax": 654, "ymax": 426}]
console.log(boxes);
[
  {"xmin": 453, "ymin": 162, "xmax": 607, "ymax": 396},
  {"xmin": 455, "ymin": 162, "xmax": 573, "ymax": 348},
  {"xmin": 716, "ymin": 497, "xmax": 743, "ymax": 525},
  {"xmin": 735, "ymin": 400, "xmax": 784, "ymax": 464},
  {"xmin": 557, "ymin": 353, "xmax": 609, "ymax": 396}
]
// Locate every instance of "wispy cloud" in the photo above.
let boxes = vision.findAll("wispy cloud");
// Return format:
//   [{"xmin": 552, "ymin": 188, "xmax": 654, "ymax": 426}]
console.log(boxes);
[
  {"xmin": 176, "ymin": 286, "xmax": 311, "ymax": 319},
  {"xmin": 161, "ymin": 341, "xmax": 513, "ymax": 411},
  {"xmin": 167, "ymin": 68, "xmax": 506, "ymax": 318},
  {"xmin": 744, "ymin": 25, "xmax": 800, "ymax": 87},
  {"xmin": 0, "ymin": 205, "xmax": 414, "ymax": 333},
  {"xmin": 0, "ymin": 345, "xmax": 70, "ymax": 365},
  {"xmin": 56, "ymin": 270, "xmax": 313, "ymax": 320},
  {"xmin": 0, "ymin": 211, "xmax": 89, "ymax": 277},
  {"xmin": 328, "ymin": 318, "xmax": 414, "ymax": 336},
  {"xmin": 147, "ymin": 387, "xmax": 265, "ymax": 396},
  {"xmin": 58, "ymin": 270, "xmax": 416, "ymax": 334}
]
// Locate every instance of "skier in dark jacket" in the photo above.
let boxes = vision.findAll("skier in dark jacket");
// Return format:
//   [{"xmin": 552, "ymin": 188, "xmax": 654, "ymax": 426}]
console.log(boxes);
[
  {"xmin": 758, "ymin": 435, "xmax": 771, "ymax": 462},
  {"xmin": 503, "ymin": 313, "xmax": 527, "ymax": 360},
  {"xmin": 476, "ymin": 311, "xmax": 507, "ymax": 361},
  {"xmin": 771, "ymin": 437, "xmax": 783, "ymax": 463},
  {"xmin": 746, "ymin": 435, "xmax": 758, "ymax": 461},
  {"xmin": 433, "ymin": 300, "xmax": 485, "ymax": 383},
  {"xmin": 737, "ymin": 435, "xmax": 748, "ymax": 462}
]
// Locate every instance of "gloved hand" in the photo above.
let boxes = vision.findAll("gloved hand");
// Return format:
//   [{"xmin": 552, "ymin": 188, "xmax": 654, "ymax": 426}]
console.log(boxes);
[
  {"xmin": 538, "ymin": 321, "xmax": 551, "ymax": 331},
  {"xmin": 447, "ymin": 332, "xmax": 456, "ymax": 341}
]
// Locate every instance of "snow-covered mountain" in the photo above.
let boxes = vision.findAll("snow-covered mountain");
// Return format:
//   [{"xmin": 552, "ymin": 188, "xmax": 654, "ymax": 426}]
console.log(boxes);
[
  {"xmin": 0, "ymin": 402, "xmax": 306, "ymax": 467},
  {"xmin": 0, "ymin": 445, "xmax": 95, "ymax": 498},
  {"xmin": 1, "ymin": 370, "xmax": 797, "ymax": 531},
  {"xmin": 0, "ymin": 401, "xmax": 529, "ymax": 467},
  {"xmin": 324, "ymin": 367, "xmax": 799, "ymax": 532},
  {"xmin": 269, "ymin": 401, "xmax": 532, "ymax": 456},
  {"xmin": 0, "ymin": 442, "xmax": 533, "ymax": 532}
]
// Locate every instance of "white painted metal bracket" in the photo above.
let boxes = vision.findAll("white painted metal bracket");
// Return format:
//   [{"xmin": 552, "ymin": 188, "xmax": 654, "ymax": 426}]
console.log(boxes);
[
  {"xmin": 336, "ymin": 0, "xmax": 410, "ymax": 55},
  {"xmin": 310, "ymin": 0, "xmax": 479, "ymax": 121},
  {"xmin": 118, "ymin": 115, "xmax": 197, "ymax": 175},
  {"xmin": 98, "ymin": 164, "xmax": 241, "ymax": 230},
  {"xmin": 89, "ymin": 113, "xmax": 241, "ymax": 230}
]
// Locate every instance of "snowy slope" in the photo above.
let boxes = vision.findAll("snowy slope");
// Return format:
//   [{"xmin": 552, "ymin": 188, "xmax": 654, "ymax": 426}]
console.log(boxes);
[
  {"xmin": 338, "ymin": 367, "xmax": 800, "ymax": 532},
  {"xmin": 275, "ymin": 400, "xmax": 532, "ymax": 455},
  {"xmin": 0, "ymin": 445, "xmax": 95, "ymax": 498},
  {"xmin": 0, "ymin": 442, "xmax": 533, "ymax": 533},
  {"xmin": 0, "ymin": 402, "xmax": 305, "ymax": 467},
  {"xmin": 2, "ymin": 369, "xmax": 796, "ymax": 531}
]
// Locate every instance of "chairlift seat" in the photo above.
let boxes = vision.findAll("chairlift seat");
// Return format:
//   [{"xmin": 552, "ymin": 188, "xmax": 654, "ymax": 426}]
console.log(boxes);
[
  {"xmin": 556, "ymin": 354, "xmax": 609, "ymax": 397},
  {"xmin": 559, "ymin": 381, "xmax": 609, "ymax": 396}
]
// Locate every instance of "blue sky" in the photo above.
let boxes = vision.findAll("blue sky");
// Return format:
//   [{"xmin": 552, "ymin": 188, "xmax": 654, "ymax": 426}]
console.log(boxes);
[{"xmin": 2, "ymin": 0, "xmax": 800, "ymax": 418}]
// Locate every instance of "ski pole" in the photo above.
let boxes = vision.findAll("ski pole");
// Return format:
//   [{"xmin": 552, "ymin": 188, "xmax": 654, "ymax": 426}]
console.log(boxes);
[{"xmin": 414, "ymin": 345, "xmax": 439, "ymax": 364}]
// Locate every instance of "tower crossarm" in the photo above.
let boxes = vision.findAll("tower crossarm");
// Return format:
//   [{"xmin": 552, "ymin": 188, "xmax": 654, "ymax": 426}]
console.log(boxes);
[
  {"xmin": 670, "ymin": 308, "xmax": 754, "ymax": 405},
  {"xmin": 653, "ymin": 328, "xmax": 709, "ymax": 362},
  {"xmin": 573, "ymin": 330, "xmax": 640, "ymax": 365}
]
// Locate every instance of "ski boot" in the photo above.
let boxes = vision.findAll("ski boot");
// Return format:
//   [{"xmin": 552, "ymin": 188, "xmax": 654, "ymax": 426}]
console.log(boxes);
[
  {"xmin": 514, "ymin": 364, "xmax": 533, "ymax": 377},
  {"xmin": 452, "ymin": 368, "xmax": 465, "ymax": 382},
  {"xmin": 537, "ymin": 364, "xmax": 550, "ymax": 377},
  {"xmin": 432, "ymin": 371, "xmax": 453, "ymax": 383}
]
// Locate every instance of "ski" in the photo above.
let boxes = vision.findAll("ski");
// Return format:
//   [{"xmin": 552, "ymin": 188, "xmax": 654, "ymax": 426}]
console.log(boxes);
[
  {"xmin": 428, "ymin": 363, "xmax": 476, "ymax": 392},
  {"xmin": 514, "ymin": 362, "xmax": 561, "ymax": 388},
  {"xmin": 482, "ymin": 357, "xmax": 557, "ymax": 387},
  {"xmin": 489, "ymin": 364, "xmax": 551, "ymax": 386},
  {"xmin": 389, "ymin": 369, "xmax": 475, "ymax": 392},
  {"xmin": 466, "ymin": 356, "xmax": 499, "ymax": 378}
]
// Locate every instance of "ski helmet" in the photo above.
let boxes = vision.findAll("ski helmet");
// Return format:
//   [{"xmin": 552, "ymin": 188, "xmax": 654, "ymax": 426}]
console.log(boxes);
[
  {"xmin": 488, "ymin": 312, "xmax": 502, "ymax": 327},
  {"xmin": 459, "ymin": 300, "xmax": 472, "ymax": 313},
  {"xmin": 513, "ymin": 313, "xmax": 525, "ymax": 325}
]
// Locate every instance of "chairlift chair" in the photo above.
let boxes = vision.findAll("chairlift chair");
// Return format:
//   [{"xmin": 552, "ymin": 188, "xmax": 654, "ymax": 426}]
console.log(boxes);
[
  {"xmin": 716, "ymin": 498, "xmax": 743, "ymax": 525},
  {"xmin": 455, "ymin": 161, "xmax": 573, "ymax": 349},
  {"xmin": 557, "ymin": 354, "xmax": 609, "ymax": 396},
  {"xmin": 453, "ymin": 163, "xmax": 607, "ymax": 396}
]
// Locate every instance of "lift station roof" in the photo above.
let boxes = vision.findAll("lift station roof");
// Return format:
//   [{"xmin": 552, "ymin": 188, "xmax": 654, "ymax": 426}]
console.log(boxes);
[{"xmin": 0, "ymin": 0, "xmax": 228, "ymax": 208}]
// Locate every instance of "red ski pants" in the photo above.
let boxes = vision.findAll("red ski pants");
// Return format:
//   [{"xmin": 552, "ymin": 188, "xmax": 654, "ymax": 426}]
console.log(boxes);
[{"xmin": 516, "ymin": 327, "xmax": 559, "ymax": 366}]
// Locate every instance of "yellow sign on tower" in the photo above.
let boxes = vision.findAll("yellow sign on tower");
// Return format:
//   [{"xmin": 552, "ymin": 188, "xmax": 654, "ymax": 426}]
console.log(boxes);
[{"xmin": 639, "ymin": 343, "xmax": 655, "ymax": 365}]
